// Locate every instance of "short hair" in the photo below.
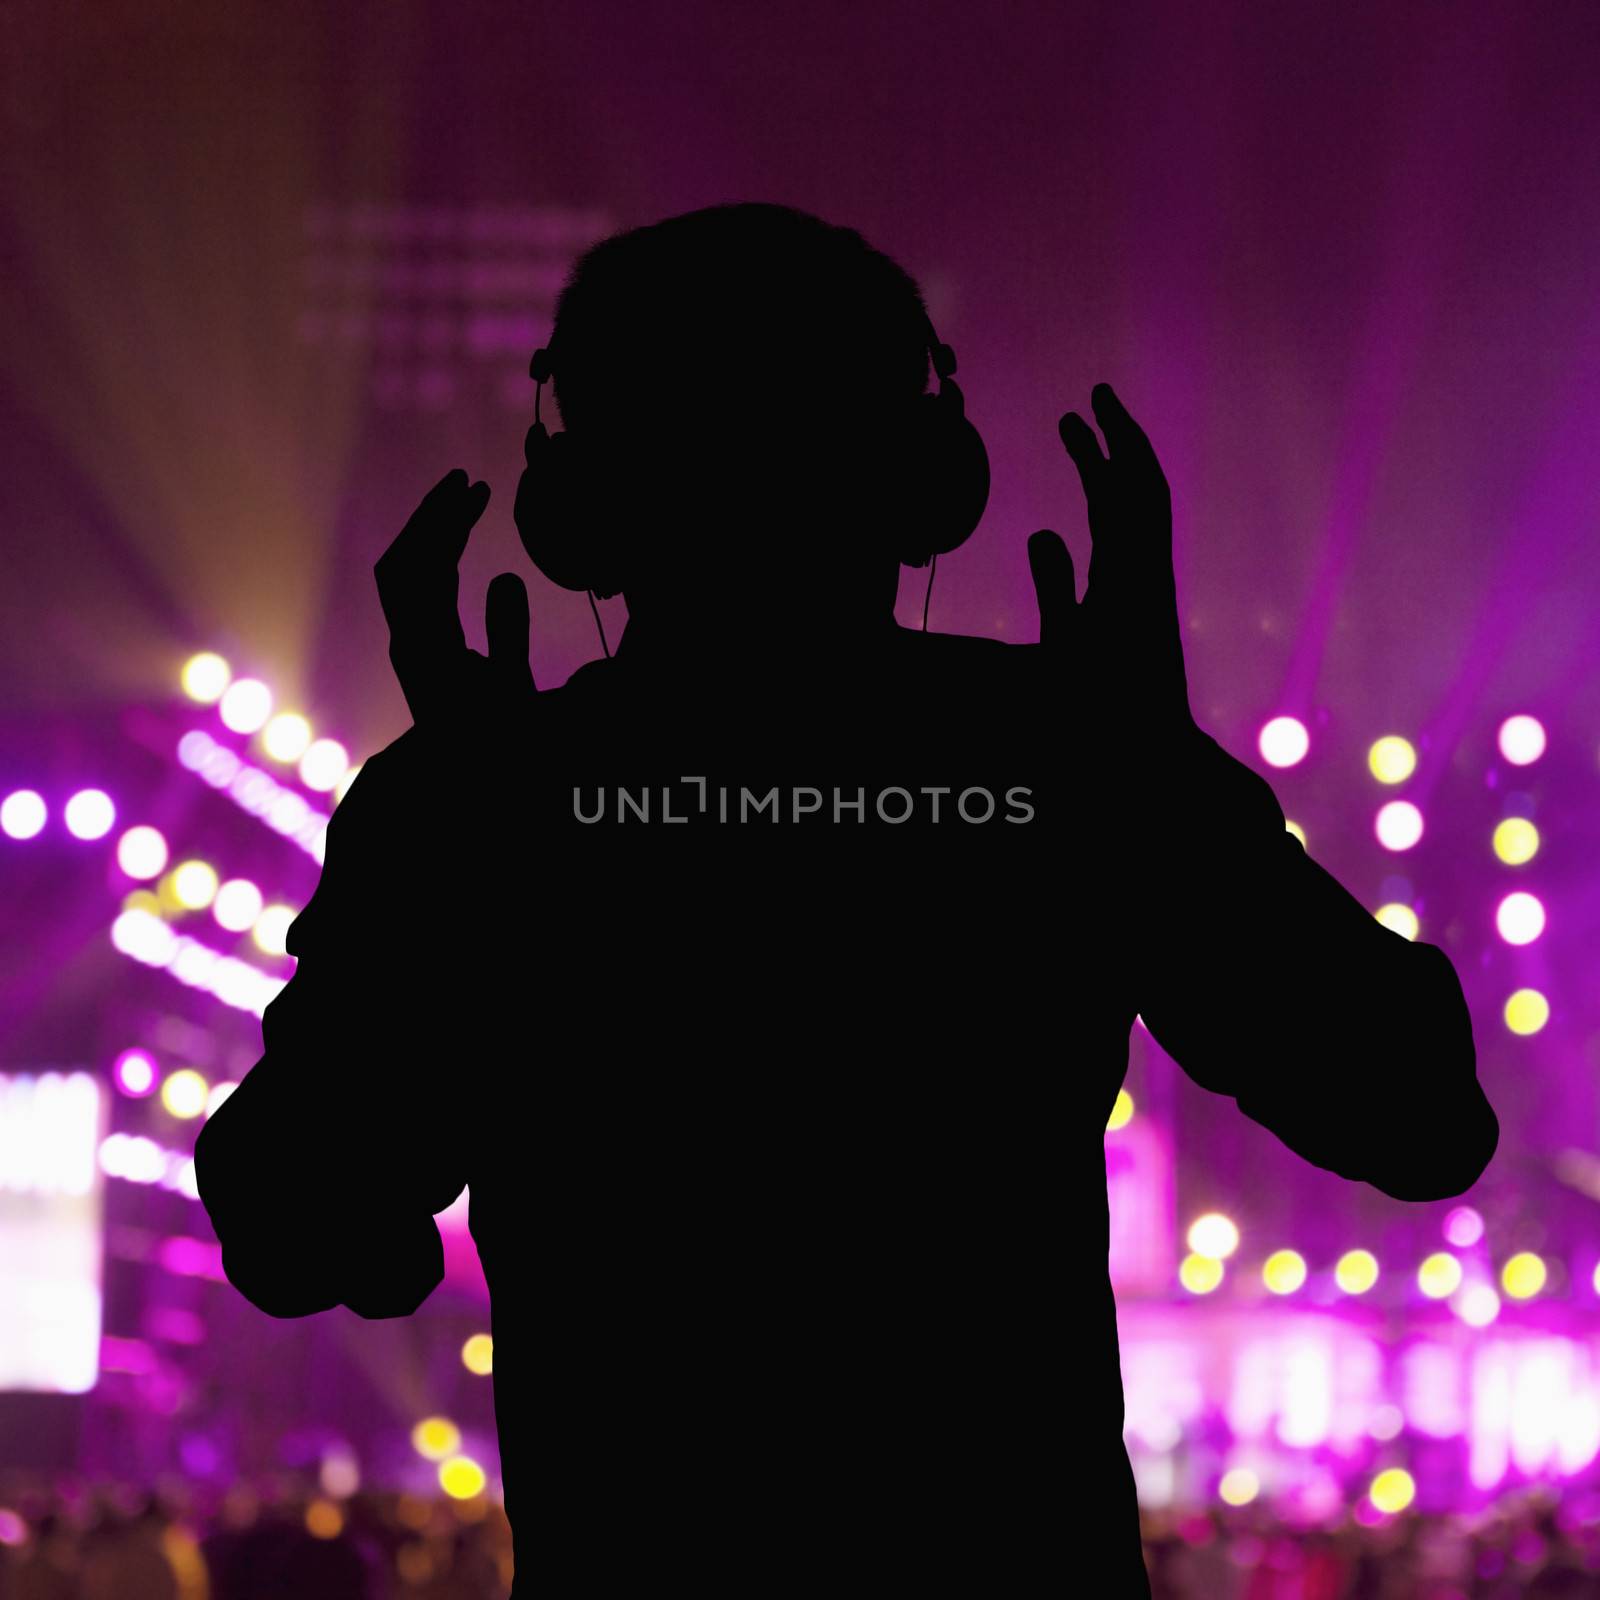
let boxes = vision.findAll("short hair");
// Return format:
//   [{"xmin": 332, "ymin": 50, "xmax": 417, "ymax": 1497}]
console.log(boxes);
[{"xmin": 546, "ymin": 202, "xmax": 932, "ymax": 437}]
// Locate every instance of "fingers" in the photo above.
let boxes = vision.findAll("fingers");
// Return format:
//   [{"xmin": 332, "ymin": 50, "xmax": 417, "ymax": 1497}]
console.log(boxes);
[
  {"xmin": 1058, "ymin": 412, "xmax": 1107, "ymax": 498},
  {"xmin": 1027, "ymin": 530, "xmax": 1076, "ymax": 650},
  {"xmin": 483, "ymin": 576, "xmax": 540, "ymax": 700},
  {"xmin": 1089, "ymin": 383, "xmax": 1156, "ymax": 461}
]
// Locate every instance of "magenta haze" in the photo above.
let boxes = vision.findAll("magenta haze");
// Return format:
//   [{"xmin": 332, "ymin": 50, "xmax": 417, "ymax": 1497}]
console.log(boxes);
[{"xmin": 573, "ymin": 780, "xmax": 1035, "ymax": 823}]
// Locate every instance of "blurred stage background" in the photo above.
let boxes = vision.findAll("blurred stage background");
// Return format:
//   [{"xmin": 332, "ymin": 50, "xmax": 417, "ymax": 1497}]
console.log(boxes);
[{"xmin": 3, "ymin": 2, "xmax": 1600, "ymax": 1595}]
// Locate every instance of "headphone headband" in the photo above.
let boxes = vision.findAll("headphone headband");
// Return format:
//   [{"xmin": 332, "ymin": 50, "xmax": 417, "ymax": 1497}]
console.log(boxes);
[{"xmin": 531, "ymin": 311, "xmax": 958, "ymax": 413}]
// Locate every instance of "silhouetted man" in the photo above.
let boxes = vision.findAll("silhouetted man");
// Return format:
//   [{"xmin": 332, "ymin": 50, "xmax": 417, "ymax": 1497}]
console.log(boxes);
[{"xmin": 196, "ymin": 202, "xmax": 1499, "ymax": 1595}]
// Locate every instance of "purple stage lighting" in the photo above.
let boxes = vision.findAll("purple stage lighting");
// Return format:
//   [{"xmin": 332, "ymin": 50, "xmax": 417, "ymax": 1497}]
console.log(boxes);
[{"xmin": 112, "ymin": 1049, "xmax": 158, "ymax": 1098}]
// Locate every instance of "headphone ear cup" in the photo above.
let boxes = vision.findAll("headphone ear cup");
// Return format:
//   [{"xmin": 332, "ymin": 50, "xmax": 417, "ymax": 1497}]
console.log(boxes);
[
  {"xmin": 895, "ymin": 383, "xmax": 991, "ymax": 569},
  {"xmin": 514, "ymin": 426, "xmax": 629, "ymax": 597}
]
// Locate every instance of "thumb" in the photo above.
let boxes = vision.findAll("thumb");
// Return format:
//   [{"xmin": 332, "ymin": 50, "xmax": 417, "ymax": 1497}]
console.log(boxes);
[
  {"xmin": 1027, "ymin": 530, "xmax": 1076, "ymax": 650},
  {"xmin": 485, "ymin": 572, "xmax": 536, "ymax": 692}
]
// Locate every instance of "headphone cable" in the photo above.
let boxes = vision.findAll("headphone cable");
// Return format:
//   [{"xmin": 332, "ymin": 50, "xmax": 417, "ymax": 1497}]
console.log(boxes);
[{"xmin": 921, "ymin": 554, "xmax": 937, "ymax": 632}]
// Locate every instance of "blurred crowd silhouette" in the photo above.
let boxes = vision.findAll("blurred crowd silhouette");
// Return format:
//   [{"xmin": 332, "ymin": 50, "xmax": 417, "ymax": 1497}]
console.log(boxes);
[{"xmin": 3, "ymin": 1470, "xmax": 1600, "ymax": 1598}]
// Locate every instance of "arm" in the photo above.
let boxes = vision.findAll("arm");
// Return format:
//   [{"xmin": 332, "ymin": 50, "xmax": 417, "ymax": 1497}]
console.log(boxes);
[
  {"xmin": 194, "ymin": 733, "xmax": 469, "ymax": 1319},
  {"xmin": 1030, "ymin": 383, "xmax": 1497, "ymax": 1203},
  {"xmin": 1132, "ymin": 724, "xmax": 1496, "ymax": 1201}
]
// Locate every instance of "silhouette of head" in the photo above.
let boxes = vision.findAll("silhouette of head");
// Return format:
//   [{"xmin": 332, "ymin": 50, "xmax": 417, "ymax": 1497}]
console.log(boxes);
[{"xmin": 534, "ymin": 202, "xmax": 941, "ymax": 642}]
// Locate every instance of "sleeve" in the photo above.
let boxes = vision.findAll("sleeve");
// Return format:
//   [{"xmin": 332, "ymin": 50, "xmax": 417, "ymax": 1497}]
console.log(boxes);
[
  {"xmin": 194, "ymin": 731, "xmax": 470, "ymax": 1319},
  {"xmin": 1130, "ymin": 724, "xmax": 1499, "ymax": 1203}
]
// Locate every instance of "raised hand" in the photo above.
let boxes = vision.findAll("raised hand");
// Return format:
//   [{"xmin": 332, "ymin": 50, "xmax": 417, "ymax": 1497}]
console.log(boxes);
[
  {"xmin": 1027, "ymin": 384, "xmax": 1193, "ymax": 737},
  {"xmin": 374, "ymin": 470, "xmax": 537, "ymax": 734}
]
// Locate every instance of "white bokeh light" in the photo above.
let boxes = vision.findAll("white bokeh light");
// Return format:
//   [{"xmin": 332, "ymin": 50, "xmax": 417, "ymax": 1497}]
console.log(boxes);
[
  {"xmin": 1375, "ymin": 801, "xmax": 1424, "ymax": 852},
  {"xmin": 1496, "ymin": 891, "xmax": 1546, "ymax": 946},
  {"xmin": 213, "ymin": 878, "xmax": 265, "ymax": 933},
  {"xmin": 1258, "ymin": 716, "xmax": 1310, "ymax": 768},
  {"xmin": 64, "ymin": 789, "xmax": 116, "ymax": 841},
  {"xmin": 219, "ymin": 678, "xmax": 273, "ymax": 735},
  {"xmin": 1, "ymin": 790, "xmax": 47, "ymax": 840},
  {"xmin": 116, "ymin": 825, "xmax": 169, "ymax": 880},
  {"xmin": 299, "ymin": 738, "xmax": 350, "ymax": 793},
  {"xmin": 1498, "ymin": 715, "xmax": 1546, "ymax": 766}
]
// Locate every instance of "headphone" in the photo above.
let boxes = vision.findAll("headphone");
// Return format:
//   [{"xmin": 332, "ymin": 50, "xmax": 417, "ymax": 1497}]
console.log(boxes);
[{"xmin": 518, "ymin": 311, "xmax": 990, "ymax": 654}]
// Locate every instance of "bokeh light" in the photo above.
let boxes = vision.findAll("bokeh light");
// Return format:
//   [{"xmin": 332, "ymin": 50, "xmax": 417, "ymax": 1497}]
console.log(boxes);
[
  {"xmin": 1502, "ymin": 1252, "xmax": 1547, "ymax": 1300},
  {"xmin": 438, "ymin": 1456, "xmax": 486, "ymax": 1500},
  {"xmin": 1179, "ymin": 1253, "xmax": 1224, "ymax": 1295},
  {"xmin": 1504, "ymin": 989, "xmax": 1550, "ymax": 1036},
  {"xmin": 1335, "ymin": 1249, "xmax": 1380, "ymax": 1295},
  {"xmin": 411, "ymin": 1418, "xmax": 461, "ymax": 1461},
  {"xmin": 117, "ymin": 825, "xmax": 169, "ymax": 879},
  {"xmin": 181, "ymin": 652, "xmax": 231, "ymax": 704},
  {"xmin": 205, "ymin": 1081, "xmax": 238, "ymax": 1117},
  {"xmin": 1443, "ymin": 1207, "xmax": 1484, "ymax": 1248},
  {"xmin": 1, "ymin": 790, "xmax": 47, "ymax": 840},
  {"xmin": 461, "ymin": 1335, "xmax": 494, "ymax": 1376},
  {"xmin": 219, "ymin": 678, "xmax": 273, "ymax": 734},
  {"xmin": 1262, "ymin": 1250, "xmax": 1307, "ymax": 1295},
  {"xmin": 299, "ymin": 737, "xmax": 350, "ymax": 792},
  {"xmin": 1369, "ymin": 1468, "xmax": 1416, "ymax": 1514},
  {"xmin": 1456, "ymin": 1284, "xmax": 1501, "ymax": 1328},
  {"xmin": 1492, "ymin": 817, "xmax": 1539, "ymax": 866},
  {"xmin": 172, "ymin": 860, "xmax": 220, "ymax": 911},
  {"xmin": 1218, "ymin": 1468, "xmax": 1260, "ymax": 1506},
  {"xmin": 1106, "ymin": 1088, "xmax": 1134, "ymax": 1132},
  {"xmin": 1374, "ymin": 903, "xmax": 1419, "ymax": 940},
  {"xmin": 304, "ymin": 1499, "xmax": 343, "ymax": 1539},
  {"xmin": 1258, "ymin": 716, "xmax": 1309, "ymax": 768},
  {"xmin": 262, "ymin": 712, "xmax": 313, "ymax": 763},
  {"xmin": 1375, "ymin": 801, "xmax": 1424, "ymax": 852},
  {"xmin": 253, "ymin": 904, "xmax": 296, "ymax": 957},
  {"xmin": 1495, "ymin": 891, "xmax": 1545, "ymax": 945},
  {"xmin": 1284, "ymin": 819, "xmax": 1306, "ymax": 848},
  {"xmin": 113, "ymin": 1049, "xmax": 157, "ymax": 1097},
  {"xmin": 63, "ymin": 789, "xmax": 115, "ymax": 840},
  {"xmin": 213, "ymin": 878, "xmax": 265, "ymax": 933},
  {"xmin": 1418, "ymin": 1253, "xmax": 1463, "ymax": 1299},
  {"xmin": 161, "ymin": 1069, "xmax": 209, "ymax": 1120},
  {"xmin": 1498, "ymin": 714, "xmax": 1546, "ymax": 766},
  {"xmin": 1367, "ymin": 736, "xmax": 1417, "ymax": 784},
  {"xmin": 335, "ymin": 763, "xmax": 363, "ymax": 804},
  {"xmin": 1187, "ymin": 1213, "xmax": 1240, "ymax": 1260}
]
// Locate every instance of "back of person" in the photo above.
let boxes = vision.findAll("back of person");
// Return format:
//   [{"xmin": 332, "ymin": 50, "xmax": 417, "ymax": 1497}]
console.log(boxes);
[{"xmin": 450, "ymin": 626, "xmax": 1145, "ymax": 1589}]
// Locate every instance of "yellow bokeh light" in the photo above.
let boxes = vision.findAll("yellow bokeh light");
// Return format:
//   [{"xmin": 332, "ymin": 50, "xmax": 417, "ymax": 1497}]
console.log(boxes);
[
  {"xmin": 1187, "ymin": 1212, "xmax": 1240, "ymax": 1260},
  {"xmin": 171, "ymin": 860, "xmax": 219, "ymax": 911},
  {"xmin": 1492, "ymin": 817, "xmax": 1539, "ymax": 866},
  {"xmin": 262, "ymin": 712, "xmax": 313, "ymax": 764},
  {"xmin": 1375, "ymin": 903, "xmax": 1419, "ymax": 940},
  {"xmin": 1369, "ymin": 1468, "xmax": 1415, "ymax": 1514},
  {"xmin": 1218, "ymin": 1467, "xmax": 1260, "ymax": 1506},
  {"xmin": 1368, "ymin": 736, "xmax": 1417, "ymax": 785},
  {"xmin": 438, "ymin": 1456, "xmax": 486, "ymax": 1500},
  {"xmin": 181, "ymin": 652, "xmax": 231, "ymax": 704},
  {"xmin": 461, "ymin": 1334, "xmax": 494, "ymax": 1376},
  {"xmin": 1335, "ymin": 1249, "xmax": 1380, "ymax": 1295},
  {"xmin": 1179, "ymin": 1253, "xmax": 1224, "ymax": 1294},
  {"xmin": 121, "ymin": 889, "xmax": 162, "ymax": 916},
  {"xmin": 161, "ymin": 1068, "xmax": 209, "ymax": 1120},
  {"xmin": 253, "ymin": 904, "xmax": 296, "ymax": 957},
  {"xmin": 411, "ymin": 1417, "xmax": 461, "ymax": 1461},
  {"xmin": 1502, "ymin": 1252, "xmax": 1547, "ymax": 1300},
  {"xmin": 1284, "ymin": 820, "xmax": 1306, "ymax": 848},
  {"xmin": 1262, "ymin": 1249, "xmax": 1307, "ymax": 1295},
  {"xmin": 304, "ymin": 1499, "xmax": 343, "ymax": 1540},
  {"xmin": 1504, "ymin": 989, "xmax": 1549, "ymax": 1036},
  {"xmin": 335, "ymin": 763, "xmax": 363, "ymax": 804},
  {"xmin": 1418, "ymin": 1252, "xmax": 1463, "ymax": 1299},
  {"xmin": 1106, "ymin": 1088, "xmax": 1134, "ymax": 1132}
]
